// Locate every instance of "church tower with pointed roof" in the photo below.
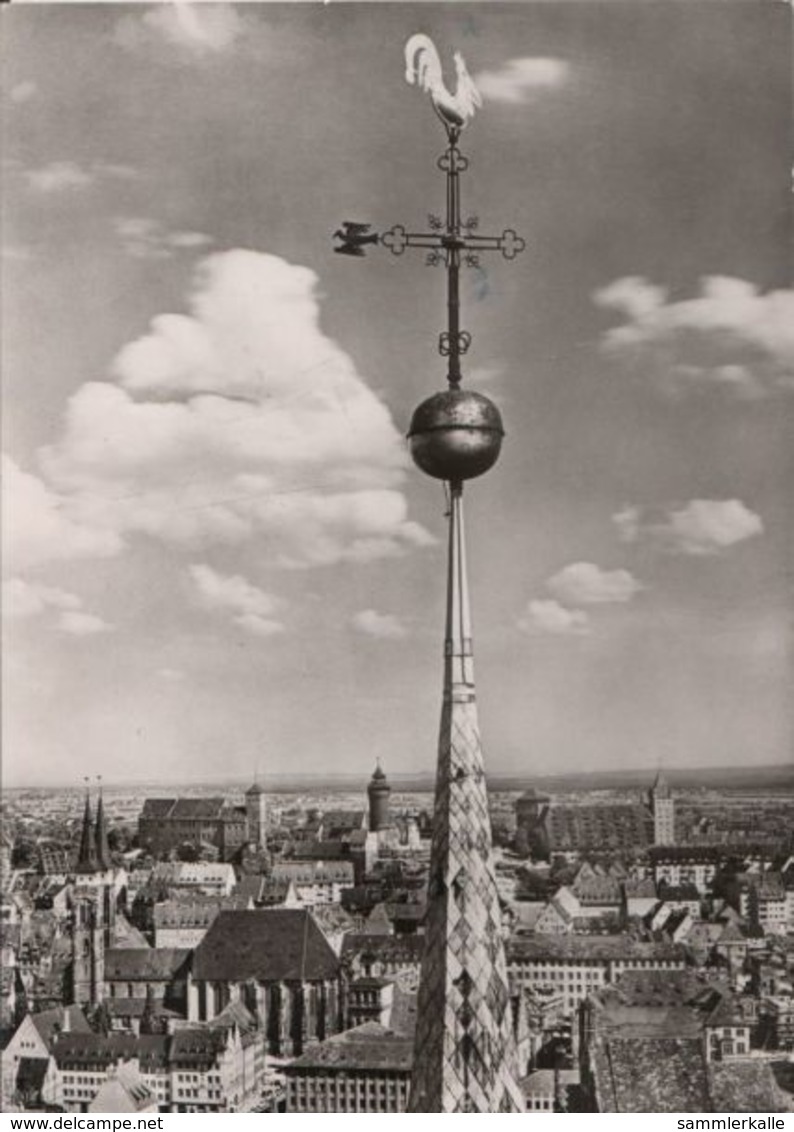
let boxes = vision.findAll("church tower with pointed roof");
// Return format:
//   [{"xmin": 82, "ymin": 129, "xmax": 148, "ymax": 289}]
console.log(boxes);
[
  {"xmin": 650, "ymin": 770, "xmax": 675, "ymax": 846},
  {"xmin": 75, "ymin": 787, "xmax": 98, "ymax": 876},
  {"xmin": 94, "ymin": 785, "xmax": 111, "ymax": 872},
  {"xmin": 71, "ymin": 784, "xmax": 107, "ymax": 1006}
]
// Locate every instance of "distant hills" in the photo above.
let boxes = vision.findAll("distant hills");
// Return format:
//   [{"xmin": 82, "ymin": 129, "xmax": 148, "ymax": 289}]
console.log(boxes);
[
  {"xmin": 257, "ymin": 764, "xmax": 794, "ymax": 795},
  {"xmin": 7, "ymin": 762, "xmax": 792, "ymax": 795}
]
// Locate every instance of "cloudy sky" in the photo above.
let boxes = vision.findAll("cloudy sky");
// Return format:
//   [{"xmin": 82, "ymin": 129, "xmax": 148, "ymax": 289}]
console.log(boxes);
[{"xmin": 3, "ymin": 2, "xmax": 791, "ymax": 787}]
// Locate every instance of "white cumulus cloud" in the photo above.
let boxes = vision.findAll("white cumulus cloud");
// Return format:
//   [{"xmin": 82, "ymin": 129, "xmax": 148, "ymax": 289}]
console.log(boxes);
[
  {"xmin": 35, "ymin": 250, "xmax": 432, "ymax": 569},
  {"xmin": 158, "ymin": 667, "xmax": 186, "ymax": 682},
  {"xmin": 474, "ymin": 57, "xmax": 570, "ymax": 104},
  {"xmin": 2, "ymin": 455, "xmax": 122, "ymax": 576},
  {"xmin": 189, "ymin": 563, "xmax": 284, "ymax": 636},
  {"xmin": 24, "ymin": 160, "xmax": 140, "ymax": 195},
  {"xmin": 2, "ymin": 578, "xmax": 81, "ymax": 621},
  {"xmin": 518, "ymin": 599, "xmax": 589, "ymax": 636},
  {"xmin": 58, "ymin": 611, "xmax": 114, "ymax": 636},
  {"xmin": 546, "ymin": 561, "xmax": 642, "ymax": 605},
  {"xmin": 352, "ymin": 609, "xmax": 407, "ymax": 640},
  {"xmin": 10, "ymin": 81, "xmax": 38, "ymax": 104},
  {"xmin": 113, "ymin": 217, "xmax": 213, "ymax": 260},
  {"xmin": 594, "ymin": 275, "xmax": 794, "ymax": 397},
  {"xmin": 115, "ymin": 4, "xmax": 244, "ymax": 58},
  {"xmin": 613, "ymin": 499, "xmax": 763, "ymax": 555},
  {"xmin": 25, "ymin": 161, "xmax": 94, "ymax": 193}
]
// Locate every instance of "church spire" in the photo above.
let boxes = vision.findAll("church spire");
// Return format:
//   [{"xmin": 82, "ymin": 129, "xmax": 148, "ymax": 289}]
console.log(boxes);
[
  {"xmin": 94, "ymin": 776, "xmax": 111, "ymax": 870},
  {"xmin": 75, "ymin": 779, "xmax": 98, "ymax": 875},
  {"xmin": 652, "ymin": 769, "xmax": 671, "ymax": 798},
  {"xmin": 407, "ymin": 486, "xmax": 524, "ymax": 1112}
]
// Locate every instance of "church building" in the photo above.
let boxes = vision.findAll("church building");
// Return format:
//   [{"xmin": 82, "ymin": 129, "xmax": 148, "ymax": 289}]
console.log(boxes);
[
  {"xmin": 515, "ymin": 772, "xmax": 676, "ymax": 860},
  {"xmin": 138, "ymin": 778, "xmax": 267, "ymax": 861},
  {"xmin": 70, "ymin": 786, "xmax": 119, "ymax": 1007}
]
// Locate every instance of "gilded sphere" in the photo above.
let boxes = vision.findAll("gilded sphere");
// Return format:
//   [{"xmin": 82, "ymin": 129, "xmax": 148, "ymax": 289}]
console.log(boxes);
[{"xmin": 407, "ymin": 389, "xmax": 504, "ymax": 482}]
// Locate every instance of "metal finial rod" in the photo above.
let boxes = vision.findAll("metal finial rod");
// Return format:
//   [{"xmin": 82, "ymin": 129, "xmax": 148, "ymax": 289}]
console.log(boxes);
[
  {"xmin": 333, "ymin": 84, "xmax": 524, "ymax": 387},
  {"xmin": 444, "ymin": 127, "xmax": 463, "ymax": 388}
]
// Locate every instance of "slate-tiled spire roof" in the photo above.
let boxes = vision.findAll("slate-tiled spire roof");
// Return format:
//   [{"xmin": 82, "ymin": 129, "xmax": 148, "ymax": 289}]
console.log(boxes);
[
  {"xmin": 94, "ymin": 785, "xmax": 111, "ymax": 870},
  {"xmin": 652, "ymin": 769, "xmax": 672, "ymax": 798},
  {"xmin": 75, "ymin": 788, "xmax": 98, "ymax": 875},
  {"xmin": 407, "ymin": 487, "xmax": 523, "ymax": 1113}
]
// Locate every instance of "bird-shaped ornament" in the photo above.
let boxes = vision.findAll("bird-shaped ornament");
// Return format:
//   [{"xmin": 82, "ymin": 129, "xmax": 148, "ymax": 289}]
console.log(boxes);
[{"xmin": 404, "ymin": 34, "xmax": 483, "ymax": 130}]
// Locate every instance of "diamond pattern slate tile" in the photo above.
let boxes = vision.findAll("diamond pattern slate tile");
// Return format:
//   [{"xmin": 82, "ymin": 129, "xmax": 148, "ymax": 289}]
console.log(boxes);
[{"xmin": 407, "ymin": 491, "xmax": 524, "ymax": 1113}]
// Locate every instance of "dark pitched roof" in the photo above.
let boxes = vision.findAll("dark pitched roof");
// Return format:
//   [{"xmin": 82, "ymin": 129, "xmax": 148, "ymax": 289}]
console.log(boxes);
[
  {"xmin": 272, "ymin": 861, "xmax": 354, "ymax": 884},
  {"xmin": 658, "ymin": 882, "xmax": 701, "ymax": 902},
  {"xmin": 192, "ymin": 909, "xmax": 339, "ymax": 983},
  {"xmin": 40, "ymin": 847, "xmax": 72, "ymax": 876},
  {"xmin": 291, "ymin": 841, "xmax": 349, "ymax": 861},
  {"xmin": 31, "ymin": 1006, "xmax": 91, "ymax": 1049},
  {"xmin": 573, "ymin": 875, "xmax": 622, "ymax": 904},
  {"xmin": 104, "ymin": 948, "xmax": 190, "ymax": 981},
  {"xmin": 507, "ymin": 934, "xmax": 687, "ymax": 963},
  {"xmin": 622, "ymin": 878, "xmax": 657, "ymax": 899},
  {"xmin": 53, "ymin": 1033, "xmax": 169, "ymax": 1071},
  {"xmin": 140, "ymin": 799, "xmax": 177, "ymax": 819},
  {"xmin": 101, "ymin": 1005, "xmax": 181, "ymax": 1023},
  {"xmin": 322, "ymin": 811, "xmax": 365, "ymax": 834},
  {"xmin": 544, "ymin": 805, "xmax": 653, "ymax": 853},
  {"xmin": 170, "ymin": 798, "xmax": 227, "ymax": 820},
  {"xmin": 708, "ymin": 1062, "xmax": 786, "ymax": 1113},
  {"xmin": 284, "ymin": 1023, "xmax": 413, "ymax": 1073},
  {"xmin": 153, "ymin": 898, "xmax": 246, "ymax": 930},
  {"xmin": 104, "ymin": 998, "xmax": 183, "ymax": 1020},
  {"xmin": 649, "ymin": 844, "xmax": 780, "ymax": 864},
  {"xmin": 593, "ymin": 1036, "xmax": 710, "ymax": 1112},
  {"xmin": 341, "ymin": 933, "xmax": 425, "ymax": 964},
  {"xmin": 605, "ymin": 970, "xmax": 726, "ymax": 1008},
  {"xmin": 169, "ymin": 1029, "xmax": 225, "ymax": 1068},
  {"xmin": 52, "ymin": 1030, "xmax": 227, "ymax": 1073}
]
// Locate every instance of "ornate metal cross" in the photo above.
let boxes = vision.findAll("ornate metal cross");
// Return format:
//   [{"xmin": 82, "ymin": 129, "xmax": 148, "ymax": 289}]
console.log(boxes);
[{"xmin": 333, "ymin": 121, "xmax": 525, "ymax": 389}]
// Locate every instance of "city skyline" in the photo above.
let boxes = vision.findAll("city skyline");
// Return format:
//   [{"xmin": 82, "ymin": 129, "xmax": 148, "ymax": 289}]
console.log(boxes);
[{"xmin": 3, "ymin": 2, "xmax": 792, "ymax": 788}]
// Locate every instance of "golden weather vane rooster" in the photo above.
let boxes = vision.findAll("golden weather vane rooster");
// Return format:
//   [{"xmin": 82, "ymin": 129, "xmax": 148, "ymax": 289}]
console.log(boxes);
[{"xmin": 404, "ymin": 33, "xmax": 483, "ymax": 130}]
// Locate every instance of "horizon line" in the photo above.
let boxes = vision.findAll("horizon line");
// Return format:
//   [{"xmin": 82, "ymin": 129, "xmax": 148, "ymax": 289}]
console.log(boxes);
[{"xmin": 4, "ymin": 761, "xmax": 793, "ymax": 793}]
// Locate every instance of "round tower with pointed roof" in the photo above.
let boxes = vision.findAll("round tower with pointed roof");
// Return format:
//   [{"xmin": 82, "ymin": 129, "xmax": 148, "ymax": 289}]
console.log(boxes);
[
  {"xmin": 245, "ymin": 777, "xmax": 267, "ymax": 849},
  {"xmin": 367, "ymin": 762, "xmax": 391, "ymax": 833}
]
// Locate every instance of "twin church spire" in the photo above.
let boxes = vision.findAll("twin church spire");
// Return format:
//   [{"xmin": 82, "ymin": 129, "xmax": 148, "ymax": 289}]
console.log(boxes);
[{"xmin": 75, "ymin": 778, "xmax": 111, "ymax": 874}]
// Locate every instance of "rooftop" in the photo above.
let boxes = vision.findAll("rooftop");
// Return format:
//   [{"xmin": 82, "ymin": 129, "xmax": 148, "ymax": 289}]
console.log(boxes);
[
  {"xmin": 593, "ymin": 1036, "xmax": 709, "ymax": 1112},
  {"xmin": 284, "ymin": 1023, "xmax": 413, "ymax": 1073},
  {"xmin": 341, "ymin": 933, "xmax": 425, "ymax": 964},
  {"xmin": 31, "ymin": 1005, "xmax": 91, "ymax": 1049},
  {"xmin": 193, "ymin": 909, "xmax": 339, "ymax": 983},
  {"xmin": 104, "ymin": 948, "xmax": 191, "ymax": 981},
  {"xmin": 507, "ymin": 935, "xmax": 687, "ymax": 963}
]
